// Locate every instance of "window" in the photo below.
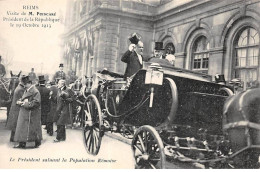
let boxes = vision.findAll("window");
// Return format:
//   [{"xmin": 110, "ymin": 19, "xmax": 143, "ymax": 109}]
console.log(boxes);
[
  {"xmin": 192, "ymin": 36, "xmax": 209, "ymax": 73},
  {"xmin": 234, "ymin": 27, "xmax": 259, "ymax": 89}
]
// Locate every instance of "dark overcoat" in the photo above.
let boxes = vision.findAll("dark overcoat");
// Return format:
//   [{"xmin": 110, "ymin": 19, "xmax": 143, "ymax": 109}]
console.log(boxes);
[
  {"xmin": 53, "ymin": 86, "xmax": 73, "ymax": 125},
  {"xmin": 14, "ymin": 85, "xmax": 42, "ymax": 142},
  {"xmin": 121, "ymin": 50, "xmax": 143, "ymax": 78},
  {"xmin": 53, "ymin": 71, "xmax": 66, "ymax": 81},
  {"xmin": 47, "ymin": 85, "xmax": 58, "ymax": 123},
  {"xmin": 6, "ymin": 83, "xmax": 25, "ymax": 131},
  {"xmin": 36, "ymin": 85, "xmax": 50, "ymax": 125}
]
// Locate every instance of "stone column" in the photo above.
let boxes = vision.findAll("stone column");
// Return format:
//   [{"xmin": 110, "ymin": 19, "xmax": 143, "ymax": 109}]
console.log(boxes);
[
  {"xmin": 175, "ymin": 52, "xmax": 186, "ymax": 68},
  {"xmin": 92, "ymin": 28, "xmax": 100, "ymax": 74},
  {"xmin": 97, "ymin": 26, "xmax": 106, "ymax": 70},
  {"xmin": 208, "ymin": 47, "xmax": 225, "ymax": 79}
]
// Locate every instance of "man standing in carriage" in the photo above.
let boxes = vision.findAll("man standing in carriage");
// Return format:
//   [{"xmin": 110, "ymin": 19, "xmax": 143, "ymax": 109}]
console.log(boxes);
[
  {"xmin": 0, "ymin": 55, "xmax": 6, "ymax": 77},
  {"xmin": 121, "ymin": 33, "xmax": 148, "ymax": 80},
  {"xmin": 53, "ymin": 63, "xmax": 66, "ymax": 84}
]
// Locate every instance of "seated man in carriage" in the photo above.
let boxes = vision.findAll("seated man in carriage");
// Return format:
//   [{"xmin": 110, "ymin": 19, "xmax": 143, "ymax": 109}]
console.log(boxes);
[{"xmin": 148, "ymin": 42, "xmax": 173, "ymax": 66}]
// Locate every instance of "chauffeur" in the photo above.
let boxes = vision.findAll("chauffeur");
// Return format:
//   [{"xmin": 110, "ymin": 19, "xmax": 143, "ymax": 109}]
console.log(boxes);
[
  {"xmin": 149, "ymin": 42, "xmax": 172, "ymax": 66},
  {"xmin": 53, "ymin": 63, "xmax": 66, "ymax": 83}
]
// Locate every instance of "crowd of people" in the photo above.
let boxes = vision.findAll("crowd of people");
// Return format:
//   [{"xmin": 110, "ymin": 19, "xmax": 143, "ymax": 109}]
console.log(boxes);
[{"xmin": 2, "ymin": 63, "xmax": 76, "ymax": 149}]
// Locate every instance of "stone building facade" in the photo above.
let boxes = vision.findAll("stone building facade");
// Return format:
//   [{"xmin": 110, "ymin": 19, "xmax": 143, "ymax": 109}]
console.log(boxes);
[{"xmin": 62, "ymin": 0, "xmax": 260, "ymax": 90}]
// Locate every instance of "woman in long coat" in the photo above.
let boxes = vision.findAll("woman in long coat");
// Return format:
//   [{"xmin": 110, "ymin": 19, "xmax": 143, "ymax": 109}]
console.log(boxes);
[
  {"xmin": 14, "ymin": 77, "xmax": 42, "ymax": 148},
  {"xmin": 6, "ymin": 81, "xmax": 25, "ymax": 142}
]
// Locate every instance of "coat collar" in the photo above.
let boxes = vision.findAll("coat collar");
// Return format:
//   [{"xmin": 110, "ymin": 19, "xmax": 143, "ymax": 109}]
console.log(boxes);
[{"xmin": 22, "ymin": 85, "xmax": 36, "ymax": 100}]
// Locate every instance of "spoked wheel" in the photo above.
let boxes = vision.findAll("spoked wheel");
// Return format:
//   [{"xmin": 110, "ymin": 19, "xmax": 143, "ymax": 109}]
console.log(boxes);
[
  {"xmin": 132, "ymin": 125, "xmax": 166, "ymax": 169},
  {"xmin": 82, "ymin": 94, "xmax": 103, "ymax": 155},
  {"xmin": 120, "ymin": 125, "xmax": 135, "ymax": 139}
]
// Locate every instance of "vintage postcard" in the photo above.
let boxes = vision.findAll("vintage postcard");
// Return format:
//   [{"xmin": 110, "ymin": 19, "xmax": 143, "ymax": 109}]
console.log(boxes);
[{"xmin": 0, "ymin": 0, "xmax": 260, "ymax": 169}]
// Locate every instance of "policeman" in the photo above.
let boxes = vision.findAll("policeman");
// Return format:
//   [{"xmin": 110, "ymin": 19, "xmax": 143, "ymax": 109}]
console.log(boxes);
[
  {"xmin": 53, "ymin": 63, "xmax": 66, "ymax": 83},
  {"xmin": 0, "ymin": 55, "xmax": 6, "ymax": 77}
]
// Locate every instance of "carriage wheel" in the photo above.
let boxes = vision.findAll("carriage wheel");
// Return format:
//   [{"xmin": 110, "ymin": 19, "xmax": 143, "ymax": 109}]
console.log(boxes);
[
  {"xmin": 132, "ymin": 125, "xmax": 166, "ymax": 169},
  {"xmin": 82, "ymin": 94, "xmax": 103, "ymax": 155}
]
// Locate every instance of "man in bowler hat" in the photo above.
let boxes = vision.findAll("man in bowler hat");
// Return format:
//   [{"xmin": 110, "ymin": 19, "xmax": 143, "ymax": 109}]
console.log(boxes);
[{"xmin": 14, "ymin": 75, "xmax": 42, "ymax": 148}]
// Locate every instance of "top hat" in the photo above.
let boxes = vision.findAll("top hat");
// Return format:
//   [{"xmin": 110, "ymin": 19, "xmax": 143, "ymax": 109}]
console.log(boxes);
[
  {"xmin": 59, "ymin": 63, "xmax": 64, "ymax": 68},
  {"xmin": 38, "ymin": 75, "xmax": 45, "ymax": 82},
  {"xmin": 31, "ymin": 68, "xmax": 34, "ymax": 71},
  {"xmin": 128, "ymin": 33, "xmax": 141, "ymax": 45},
  {"xmin": 21, "ymin": 75, "xmax": 31, "ymax": 84},
  {"xmin": 215, "ymin": 74, "xmax": 226, "ymax": 84},
  {"xmin": 154, "ymin": 42, "xmax": 164, "ymax": 50}
]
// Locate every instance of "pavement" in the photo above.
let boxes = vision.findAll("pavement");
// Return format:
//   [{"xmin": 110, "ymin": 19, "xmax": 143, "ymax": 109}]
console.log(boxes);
[
  {"xmin": 0, "ymin": 107, "xmax": 199, "ymax": 169},
  {"xmin": 0, "ymin": 107, "xmax": 135, "ymax": 169}
]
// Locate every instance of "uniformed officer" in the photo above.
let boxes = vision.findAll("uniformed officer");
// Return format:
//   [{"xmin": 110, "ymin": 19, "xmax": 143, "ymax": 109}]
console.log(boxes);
[
  {"xmin": 28, "ymin": 68, "xmax": 37, "ymax": 84},
  {"xmin": 53, "ymin": 63, "xmax": 66, "ymax": 83},
  {"xmin": 0, "ymin": 55, "xmax": 6, "ymax": 77}
]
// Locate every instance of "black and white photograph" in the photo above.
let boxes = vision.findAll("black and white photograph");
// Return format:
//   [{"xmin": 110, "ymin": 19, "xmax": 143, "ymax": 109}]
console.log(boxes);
[{"xmin": 0, "ymin": 0, "xmax": 260, "ymax": 169}]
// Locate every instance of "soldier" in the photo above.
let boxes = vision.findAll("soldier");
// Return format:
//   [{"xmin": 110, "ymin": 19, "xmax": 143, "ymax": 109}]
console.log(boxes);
[
  {"xmin": 6, "ymin": 76, "xmax": 26, "ymax": 142},
  {"xmin": 53, "ymin": 79, "xmax": 73, "ymax": 142},
  {"xmin": 53, "ymin": 63, "xmax": 66, "ymax": 83},
  {"xmin": 14, "ymin": 76, "xmax": 42, "ymax": 148},
  {"xmin": 0, "ymin": 55, "xmax": 6, "ymax": 77},
  {"xmin": 28, "ymin": 68, "xmax": 36, "ymax": 84},
  {"xmin": 36, "ymin": 75, "xmax": 50, "ymax": 127}
]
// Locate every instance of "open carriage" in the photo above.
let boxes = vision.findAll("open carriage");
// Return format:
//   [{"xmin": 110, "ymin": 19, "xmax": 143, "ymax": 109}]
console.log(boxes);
[{"xmin": 81, "ymin": 62, "xmax": 260, "ymax": 169}]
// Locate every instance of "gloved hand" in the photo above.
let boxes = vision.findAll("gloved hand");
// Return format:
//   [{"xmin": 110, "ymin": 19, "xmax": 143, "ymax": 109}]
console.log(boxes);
[{"xmin": 128, "ymin": 44, "xmax": 136, "ymax": 52}]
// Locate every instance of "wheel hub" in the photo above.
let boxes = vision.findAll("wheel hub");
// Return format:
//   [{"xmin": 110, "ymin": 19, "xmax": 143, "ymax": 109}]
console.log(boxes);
[
  {"xmin": 85, "ymin": 120, "xmax": 93, "ymax": 126},
  {"xmin": 139, "ymin": 154, "xmax": 149, "ymax": 161}
]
